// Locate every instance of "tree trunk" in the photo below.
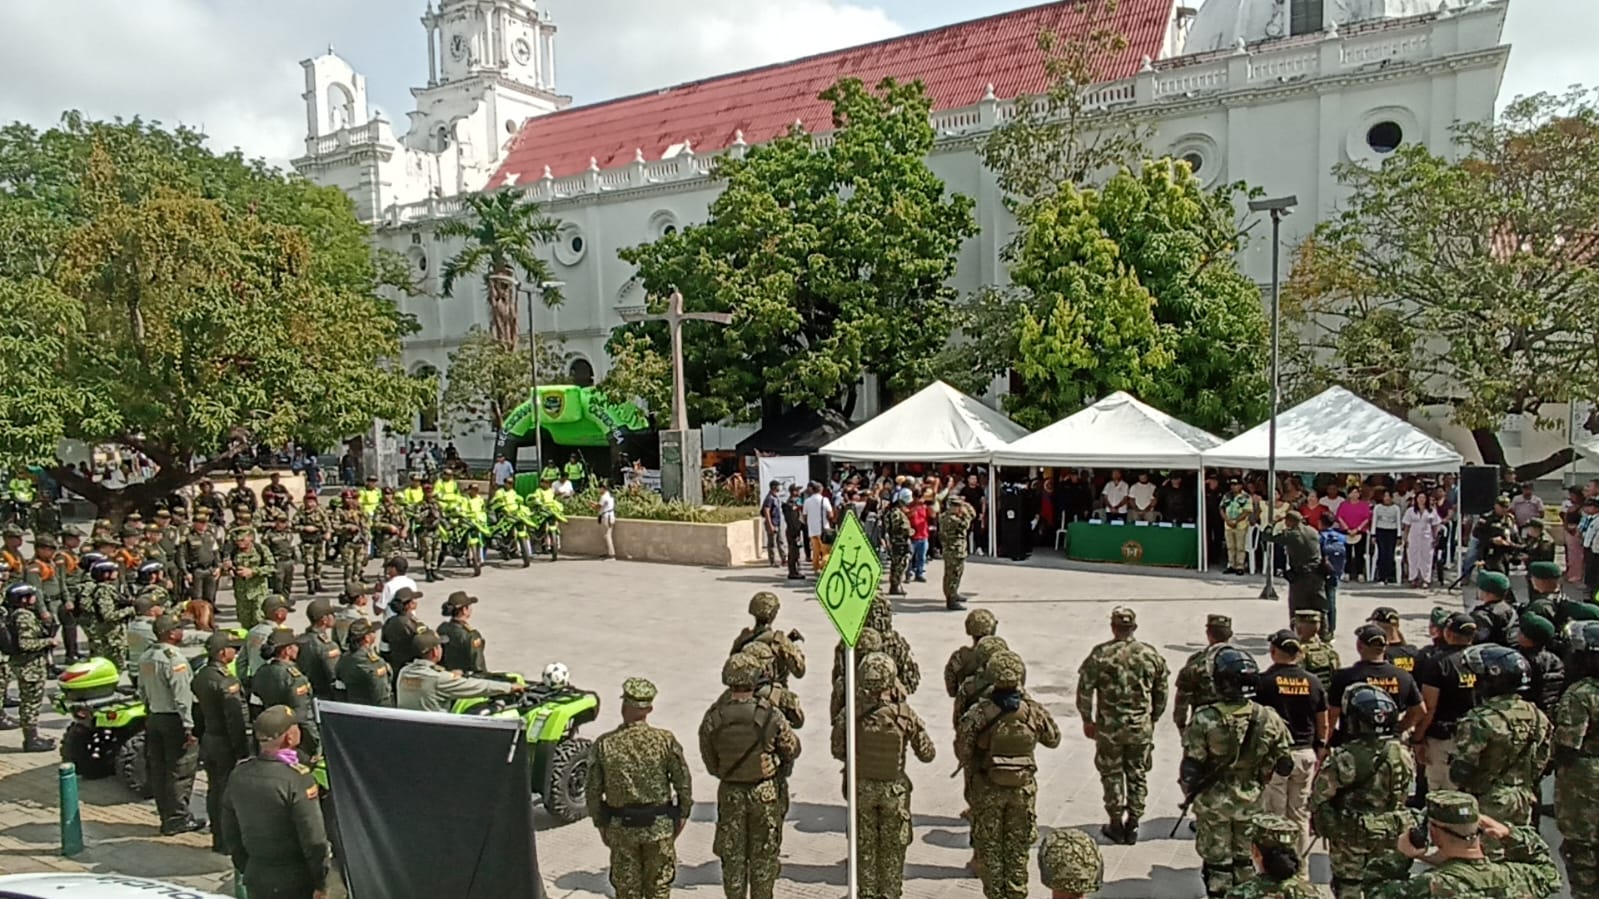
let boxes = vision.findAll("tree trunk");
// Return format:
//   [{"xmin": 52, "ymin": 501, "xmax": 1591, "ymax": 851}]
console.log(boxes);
[
  {"xmin": 487, "ymin": 270, "xmax": 519, "ymax": 349},
  {"xmin": 1470, "ymin": 427, "xmax": 1508, "ymax": 476},
  {"xmin": 1515, "ymin": 448, "xmax": 1576, "ymax": 483}
]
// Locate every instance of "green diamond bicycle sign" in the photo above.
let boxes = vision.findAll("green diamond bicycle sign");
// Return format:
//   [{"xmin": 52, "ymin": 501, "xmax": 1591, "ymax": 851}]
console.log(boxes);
[{"xmin": 815, "ymin": 510, "xmax": 881, "ymax": 647}]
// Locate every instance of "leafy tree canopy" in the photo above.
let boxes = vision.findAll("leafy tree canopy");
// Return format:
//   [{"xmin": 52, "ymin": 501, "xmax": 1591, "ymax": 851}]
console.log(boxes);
[
  {"xmin": 1284, "ymin": 87, "xmax": 1599, "ymax": 478},
  {"xmin": 0, "ymin": 114, "xmax": 428, "ymax": 515},
  {"xmin": 603, "ymin": 77, "xmax": 978, "ymax": 425},
  {"xmin": 439, "ymin": 327, "xmax": 573, "ymax": 437},
  {"xmin": 437, "ymin": 189, "xmax": 563, "ymax": 349}
]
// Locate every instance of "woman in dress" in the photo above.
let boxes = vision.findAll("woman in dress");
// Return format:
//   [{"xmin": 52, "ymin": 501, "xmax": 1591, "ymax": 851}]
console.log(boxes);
[{"xmin": 1401, "ymin": 492, "xmax": 1442, "ymax": 588}]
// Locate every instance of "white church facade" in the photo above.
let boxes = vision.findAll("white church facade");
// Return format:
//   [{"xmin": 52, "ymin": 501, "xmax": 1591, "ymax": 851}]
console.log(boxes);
[{"xmin": 295, "ymin": 0, "xmax": 1528, "ymax": 465}]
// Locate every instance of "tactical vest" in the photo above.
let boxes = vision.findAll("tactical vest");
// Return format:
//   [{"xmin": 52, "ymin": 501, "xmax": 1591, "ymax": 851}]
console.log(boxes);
[
  {"xmin": 981, "ymin": 709, "xmax": 1039, "ymax": 787},
  {"xmin": 713, "ymin": 701, "xmax": 778, "ymax": 783},
  {"xmin": 855, "ymin": 709, "xmax": 905, "ymax": 781},
  {"xmin": 1479, "ymin": 699, "xmax": 1545, "ymax": 788}
]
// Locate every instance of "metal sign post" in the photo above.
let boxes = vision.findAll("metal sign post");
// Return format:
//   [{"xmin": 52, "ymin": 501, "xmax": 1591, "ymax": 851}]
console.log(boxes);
[{"xmin": 843, "ymin": 641, "xmax": 858, "ymax": 899}]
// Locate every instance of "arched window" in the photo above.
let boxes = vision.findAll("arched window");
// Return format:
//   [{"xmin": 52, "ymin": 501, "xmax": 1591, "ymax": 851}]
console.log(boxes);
[
  {"xmin": 327, "ymin": 84, "xmax": 355, "ymax": 132},
  {"xmin": 435, "ymin": 125, "xmax": 452, "ymax": 152},
  {"xmin": 415, "ymin": 365, "xmax": 440, "ymax": 432},
  {"xmin": 568, "ymin": 358, "xmax": 595, "ymax": 387},
  {"xmin": 1290, "ymin": 0, "xmax": 1325, "ymax": 36}
]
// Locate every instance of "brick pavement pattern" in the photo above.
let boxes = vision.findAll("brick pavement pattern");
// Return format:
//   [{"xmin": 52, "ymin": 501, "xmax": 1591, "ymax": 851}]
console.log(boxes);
[{"xmin": 0, "ymin": 553, "xmax": 1576, "ymax": 898}]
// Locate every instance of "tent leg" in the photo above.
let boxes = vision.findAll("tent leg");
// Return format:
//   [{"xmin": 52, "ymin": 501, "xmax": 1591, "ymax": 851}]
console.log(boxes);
[
  {"xmin": 1196, "ymin": 469, "xmax": 1207, "ymax": 573},
  {"xmin": 988, "ymin": 466, "xmax": 999, "ymax": 558}
]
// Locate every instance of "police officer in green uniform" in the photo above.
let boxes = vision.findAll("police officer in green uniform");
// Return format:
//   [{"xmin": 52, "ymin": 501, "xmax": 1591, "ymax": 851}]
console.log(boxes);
[
  {"xmin": 564, "ymin": 452, "xmax": 589, "ymax": 493},
  {"xmin": 178, "ymin": 511, "xmax": 222, "ymax": 608},
  {"xmin": 264, "ymin": 511, "xmax": 297, "ymax": 598},
  {"xmin": 252, "ymin": 629, "xmax": 318, "ymax": 757},
  {"xmin": 334, "ymin": 619, "xmax": 392, "ymax": 706},
  {"xmin": 395, "ymin": 632, "xmax": 521, "ymax": 712},
  {"xmin": 437, "ymin": 592, "xmax": 487, "ymax": 674},
  {"xmin": 219, "ymin": 705, "xmax": 331, "ymax": 899},
  {"xmin": 193, "ymin": 630, "xmax": 249, "ymax": 853},
  {"xmin": 137, "ymin": 614, "xmax": 206, "ymax": 835},
  {"xmin": 294, "ymin": 598, "xmax": 343, "ymax": 700}
]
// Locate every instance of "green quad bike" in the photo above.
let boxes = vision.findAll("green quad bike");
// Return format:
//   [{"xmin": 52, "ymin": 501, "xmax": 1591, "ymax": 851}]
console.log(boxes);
[{"xmin": 450, "ymin": 665, "xmax": 600, "ymax": 823}]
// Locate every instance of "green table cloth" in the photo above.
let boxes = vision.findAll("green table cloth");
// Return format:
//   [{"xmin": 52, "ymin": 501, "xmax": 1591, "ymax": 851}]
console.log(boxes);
[{"xmin": 1066, "ymin": 521, "xmax": 1199, "ymax": 568}]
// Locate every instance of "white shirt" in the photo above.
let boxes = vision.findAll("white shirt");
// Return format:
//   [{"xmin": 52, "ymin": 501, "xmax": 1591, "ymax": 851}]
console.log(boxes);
[
  {"xmin": 554, "ymin": 478, "xmax": 576, "ymax": 498},
  {"xmin": 1372, "ymin": 503, "xmax": 1403, "ymax": 530},
  {"xmin": 1101, "ymin": 479, "xmax": 1130, "ymax": 509},
  {"xmin": 1128, "ymin": 481, "xmax": 1156, "ymax": 510},
  {"xmin": 598, "ymin": 492, "xmax": 616, "ymax": 520},
  {"xmin": 1319, "ymin": 496, "xmax": 1344, "ymax": 515},
  {"xmin": 803, "ymin": 493, "xmax": 834, "ymax": 534},
  {"xmin": 379, "ymin": 574, "xmax": 419, "ymax": 622},
  {"xmin": 491, "ymin": 460, "xmax": 515, "ymax": 486}
]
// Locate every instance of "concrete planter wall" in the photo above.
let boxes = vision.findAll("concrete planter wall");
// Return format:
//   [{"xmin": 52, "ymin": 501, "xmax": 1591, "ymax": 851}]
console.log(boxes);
[{"xmin": 562, "ymin": 516, "xmax": 764, "ymax": 568}]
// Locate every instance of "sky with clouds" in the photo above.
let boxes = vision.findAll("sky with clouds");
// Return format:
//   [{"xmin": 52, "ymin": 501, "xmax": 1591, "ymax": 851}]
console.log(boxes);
[{"xmin": 0, "ymin": 0, "xmax": 1579, "ymax": 168}]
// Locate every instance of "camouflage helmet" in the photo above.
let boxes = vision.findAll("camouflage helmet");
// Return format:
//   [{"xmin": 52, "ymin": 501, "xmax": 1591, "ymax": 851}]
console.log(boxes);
[
  {"xmin": 748, "ymin": 591, "xmax": 781, "ymax": 622},
  {"xmin": 964, "ymin": 608, "xmax": 998, "ymax": 639},
  {"xmin": 1037, "ymin": 828, "xmax": 1103, "ymax": 894},
  {"xmin": 722, "ymin": 652, "xmax": 762, "ymax": 689},
  {"xmin": 974, "ymin": 635, "xmax": 1010, "ymax": 669},
  {"xmin": 856, "ymin": 626, "xmax": 883, "ymax": 654},
  {"xmin": 741, "ymin": 640, "xmax": 776, "ymax": 666},
  {"xmin": 858, "ymin": 652, "xmax": 898, "ymax": 693},
  {"xmin": 1250, "ymin": 814, "xmax": 1301, "ymax": 851},
  {"xmin": 986, "ymin": 650, "xmax": 1026, "ymax": 689}
]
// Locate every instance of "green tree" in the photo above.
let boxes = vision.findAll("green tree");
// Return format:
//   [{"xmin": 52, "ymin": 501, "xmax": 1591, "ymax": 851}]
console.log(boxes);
[
  {"xmin": 603, "ymin": 77, "xmax": 978, "ymax": 425},
  {"xmin": 0, "ymin": 114, "xmax": 427, "ymax": 518},
  {"xmin": 1284, "ymin": 87, "xmax": 1599, "ymax": 478},
  {"xmin": 438, "ymin": 190, "xmax": 563, "ymax": 349},
  {"xmin": 439, "ymin": 327, "xmax": 573, "ymax": 436}
]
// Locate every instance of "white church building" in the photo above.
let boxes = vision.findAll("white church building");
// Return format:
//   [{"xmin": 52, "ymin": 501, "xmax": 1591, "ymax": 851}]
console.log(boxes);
[{"xmin": 294, "ymin": 0, "xmax": 1521, "ymax": 464}]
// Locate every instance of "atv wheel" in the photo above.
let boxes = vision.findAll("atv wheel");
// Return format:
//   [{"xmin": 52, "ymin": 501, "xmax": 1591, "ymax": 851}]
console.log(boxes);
[
  {"xmin": 62, "ymin": 723, "xmax": 115, "ymax": 780},
  {"xmin": 116, "ymin": 732, "xmax": 152, "ymax": 798},
  {"xmin": 542, "ymin": 737, "xmax": 592, "ymax": 824}
]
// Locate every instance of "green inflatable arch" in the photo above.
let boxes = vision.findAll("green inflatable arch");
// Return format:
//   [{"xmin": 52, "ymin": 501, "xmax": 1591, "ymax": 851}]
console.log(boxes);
[{"xmin": 494, "ymin": 386, "xmax": 650, "ymax": 475}]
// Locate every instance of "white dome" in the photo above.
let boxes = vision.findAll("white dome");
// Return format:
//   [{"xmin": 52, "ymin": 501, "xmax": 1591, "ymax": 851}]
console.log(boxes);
[{"xmin": 1185, "ymin": 0, "xmax": 1441, "ymax": 54}]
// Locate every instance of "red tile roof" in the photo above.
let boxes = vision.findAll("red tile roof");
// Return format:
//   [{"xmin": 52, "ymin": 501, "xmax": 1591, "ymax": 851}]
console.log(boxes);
[{"xmin": 488, "ymin": 0, "xmax": 1173, "ymax": 187}]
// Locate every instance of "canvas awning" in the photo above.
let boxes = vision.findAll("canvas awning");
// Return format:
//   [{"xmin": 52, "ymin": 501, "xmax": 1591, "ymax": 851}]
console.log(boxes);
[
  {"xmin": 819, "ymin": 381, "xmax": 1029, "ymax": 463},
  {"xmin": 992, "ymin": 392, "xmax": 1221, "ymax": 468},
  {"xmin": 1204, "ymin": 386, "xmax": 1463, "ymax": 472}
]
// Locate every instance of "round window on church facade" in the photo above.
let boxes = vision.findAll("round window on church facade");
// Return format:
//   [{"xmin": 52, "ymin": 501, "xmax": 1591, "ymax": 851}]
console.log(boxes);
[
  {"xmin": 553, "ymin": 225, "xmax": 588, "ymax": 266},
  {"xmin": 1366, "ymin": 121, "xmax": 1404, "ymax": 154},
  {"xmin": 1181, "ymin": 152, "xmax": 1204, "ymax": 175}
]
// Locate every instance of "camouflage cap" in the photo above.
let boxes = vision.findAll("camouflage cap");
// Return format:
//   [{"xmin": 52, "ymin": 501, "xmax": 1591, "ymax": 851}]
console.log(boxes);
[
  {"xmin": 254, "ymin": 705, "xmax": 299, "ymax": 742},
  {"xmin": 986, "ymin": 650, "xmax": 1026, "ymax": 689},
  {"xmin": 1426, "ymin": 790, "xmax": 1481, "ymax": 832},
  {"xmin": 1475, "ymin": 570, "xmax": 1511, "ymax": 596},
  {"xmin": 622, "ymin": 677, "xmax": 657, "ymax": 708},
  {"xmin": 856, "ymin": 627, "xmax": 883, "ymax": 654},
  {"xmin": 858, "ymin": 652, "xmax": 898, "ymax": 693},
  {"xmin": 1110, "ymin": 606, "xmax": 1137, "ymax": 626},
  {"xmin": 722, "ymin": 653, "xmax": 762, "ymax": 689},
  {"xmin": 1250, "ymin": 814, "xmax": 1302, "ymax": 850},
  {"xmin": 1206, "ymin": 614, "xmax": 1232, "ymax": 629},
  {"xmin": 964, "ymin": 608, "xmax": 998, "ymax": 638},
  {"xmin": 974, "ymin": 635, "xmax": 1009, "ymax": 667},
  {"xmin": 748, "ymin": 591, "xmax": 780, "ymax": 621},
  {"xmin": 1037, "ymin": 828, "xmax": 1103, "ymax": 894},
  {"xmin": 1529, "ymin": 561, "xmax": 1563, "ymax": 581}
]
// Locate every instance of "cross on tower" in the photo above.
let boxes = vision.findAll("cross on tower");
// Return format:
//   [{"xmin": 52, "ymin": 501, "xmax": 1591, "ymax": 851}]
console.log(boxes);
[{"xmin": 620, "ymin": 290, "xmax": 733, "ymax": 432}]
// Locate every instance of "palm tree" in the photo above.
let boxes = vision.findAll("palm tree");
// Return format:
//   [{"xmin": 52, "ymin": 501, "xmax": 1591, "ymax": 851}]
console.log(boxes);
[{"xmin": 438, "ymin": 189, "xmax": 562, "ymax": 349}]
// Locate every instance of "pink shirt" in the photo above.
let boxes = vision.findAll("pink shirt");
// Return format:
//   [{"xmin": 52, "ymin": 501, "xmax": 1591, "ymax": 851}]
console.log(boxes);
[{"xmin": 1336, "ymin": 500, "xmax": 1373, "ymax": 533}]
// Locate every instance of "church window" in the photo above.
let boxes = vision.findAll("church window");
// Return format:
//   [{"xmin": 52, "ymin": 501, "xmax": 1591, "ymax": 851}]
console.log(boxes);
[
  {"xmin": 1366, "ymin": 121, "xmax": 1404, "ymax": 154},
  {"xmin": 1289, "ymin": 0, "xmax": 1325, "ymax": 36},
  {"xmin": 435, "ymin": 125, "xmax": 451, "ymax": 152},
  {"xmin": 327, "ymin": 84, "xmax": 355, "ymax": 132},
  {"xmin": 1181, "ymin": 152, "xmax": 1204, "ymax": 175}
]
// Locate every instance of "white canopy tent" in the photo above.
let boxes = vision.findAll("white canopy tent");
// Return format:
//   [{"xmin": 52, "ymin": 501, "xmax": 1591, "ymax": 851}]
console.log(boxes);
[
  {"xmin": 993, "ymin": 392, "xmax": 1222, "ymax": 570},
  {"xmin": 1204, "ymin": 386, "xmax": 1464, "ymax": 472},
  {"xmin": 820, "ymin": 381, "xmax": 1028, "ymax": 557}
]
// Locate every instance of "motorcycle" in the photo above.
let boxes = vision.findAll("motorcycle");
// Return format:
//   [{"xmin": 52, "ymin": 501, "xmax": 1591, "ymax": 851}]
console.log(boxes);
[
  {"xmin": 440, "ymin": 510, "xmax": 489, "ymax": 576},
  {"xmin": 488, "ymin": 506, "xmax": 534, "ymax": 567},
  {"xmin": 525, "ymin": 496, "xmax": 567, "ymax": 562}
]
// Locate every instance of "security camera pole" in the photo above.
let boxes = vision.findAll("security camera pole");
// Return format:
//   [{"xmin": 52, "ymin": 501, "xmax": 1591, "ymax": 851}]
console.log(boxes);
[{"xmin": 1248, "ymin": 195, "xmax": 1297, "ymax": 601}]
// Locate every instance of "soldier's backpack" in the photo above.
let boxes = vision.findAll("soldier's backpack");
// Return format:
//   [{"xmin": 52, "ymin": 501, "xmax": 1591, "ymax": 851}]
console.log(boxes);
[{"xmin": 0, "ymin": 609, "xmax": 23, "ymax": 657}]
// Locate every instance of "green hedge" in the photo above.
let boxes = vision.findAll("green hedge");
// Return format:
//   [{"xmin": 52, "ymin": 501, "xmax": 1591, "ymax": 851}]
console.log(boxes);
[{"xmin": 575, "ymin": 487, "xmax": 758, "ymax": 524}]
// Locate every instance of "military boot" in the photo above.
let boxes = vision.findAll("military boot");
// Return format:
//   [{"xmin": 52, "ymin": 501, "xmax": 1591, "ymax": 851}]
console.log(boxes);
[
  {"xmin": 1100, "ymin": 818, "xmax": 1125, "ymax": 843},
  {"xmin": 0, "ymin": 714, "xmax": 18, "ymax": 730},
  {"xmin": 1121, "ymin": 815, "xmax": 1139, "ymax": 845},
  {"xmin": 21, "ymin": 728, "xmax": 55, "ymax": 752}
]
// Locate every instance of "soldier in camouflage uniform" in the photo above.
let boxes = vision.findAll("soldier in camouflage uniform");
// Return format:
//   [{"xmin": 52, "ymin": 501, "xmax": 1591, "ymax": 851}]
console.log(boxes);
[
  {"xmin": 1076, "ymin": 606, "xmax": 1170, "ymax": 845},
  {"xmin": 1448, "ymin": 644, "xmax": 1552, "ymax": 826},
  {"xmin": 863, "ymin": 594, "xmax": 919, "ymax": 695},
  {"xmin": 1371, "ymin": 791, "xmax": 1561, "ymax": 899},
  {"xmin": 1310, "ymin": 684, "xmax": 1414, "ymax": 898},
  {"xmin": 1174, "ymin": 614, "xmax": 1234, "ymax": 736},
  {"xmin": 1224, "ymin": 815, "xmax": 1321, "ymax": 898},
  {"xmin": 84, "ymin": 558, "xmax": 135, "ymax": 670},
  {"xmin": 700, "ymin": 653, "xmax": 801, "ymax": 899},
  {"xmin": 1036, "ymin": 827, "xmax": 1102, "ymax": 899},
  {"xmin": 586, "ymin": 677, "xmax": 693, "ymax": 899},
  {"xmin": 945, "ymin": 609, "xmax": 998, "ymax": 698},
  {"xmin": 294, "ymin": 494, "xmax": 332, "ymax": 594},
  {"xmin": 730, "ymin": 591, "xmax": 806, "ymax": 688},
  {"xmin": 263, "ymin": 512, "xmax": 296, "ymax": 599},
  {"xmin": 1292, "ymin": 610, "xmax": 1340, "ymax": 692},
  {"xmin": 938, "ymin": 495, "xmax": 975, "ymax": 611},
  {"xmin": 1181, "ymin": 647, "xmax": 1293, "ymax": 898},
  {"xmin": 884, "ymin": 493, "xmax": 912, "ymax": 596},
  {"xmin": 1556, "ymin": 620, "xmax": 1599, "ymax": 899},
  {"xmin": 956, "ymin": 650, "xmax": 1059, "ymax": 899},
  {"xmin": 5, "ymin": 584, "xmax": 57, "ymax": 751},
  {"xmin": 141, "ymin": 523, "xmax": 168, "ymax": 567},
  {"xmin": 226, "ymin": 531, "xmax": 274, "ymax": 631},
  {"xmin": 738, "ymin": 643, "xmax": 804, "ymax": 730},
  {"xmin": 413, "ymin": 484, "xmax": 445, "ymax": 582},
  {"xmin": 334, "ymin": 494, "xmax": 369, "ymax": 582},
  {"xmin": 831, "ymin": 653, "xmax": 935, "ymax": 899},
  {"xmin": 372, "ymin": 491, "xmax": 408, "ymax": 561}
]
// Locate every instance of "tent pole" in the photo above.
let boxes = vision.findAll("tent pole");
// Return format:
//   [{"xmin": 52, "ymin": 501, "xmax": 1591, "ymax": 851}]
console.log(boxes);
[
  {"xmin": 1196, "ymin": 468, "xmax": 1207, "ymax": 572},
  {"xmin": 988, "ymin": 462, "xmax": 999, "ymax": 558}
]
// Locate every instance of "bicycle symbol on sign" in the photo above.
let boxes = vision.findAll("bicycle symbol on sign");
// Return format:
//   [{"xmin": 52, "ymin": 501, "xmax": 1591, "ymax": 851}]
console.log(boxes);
[{"xmin": 820, "ymin": 542, "xmax": 879, "ymax": 611}]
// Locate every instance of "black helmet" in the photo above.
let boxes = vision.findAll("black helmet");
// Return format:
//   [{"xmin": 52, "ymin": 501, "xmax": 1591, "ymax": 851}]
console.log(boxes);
[
  {"xmin": 1341, "ymin": 683, "xmax": 1400, "ymax": 738},
  {"xmin": 90, "ymin": 559, "xmax": 121, "ymax": 581},
  {"xmin": 79, "ymin": 552, "xmax": 108, "ymax": 569},
  {"xmin": 1460, "ymin": 644, "xmax": 1529, "ymax": 699},
  {"xmin": 136, "ymin": 561, "xmax": 165, "ymax": 585},
  {"xmin": 4, "ymin": 583, "xmax": 37, "ymax": 608},
  {"xmin": 1211, "ymin": 647, "xmax": 1259, "ymax": 701}
]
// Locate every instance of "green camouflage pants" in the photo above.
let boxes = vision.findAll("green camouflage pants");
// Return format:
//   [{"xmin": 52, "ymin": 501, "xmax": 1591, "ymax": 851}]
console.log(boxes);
[
  {"xmin": 971, "ymin": 781, "xmax": 1036, "ymax": 899},
  {"xmin": 1563, "ymin": 841, "xmax": 1599, "ymax": 899},
  {"xmin": 90, "ymin": 626, "xmax": 129, "ymax": 671},
  {"xmin": 271, "ymin": 560, "xmax": 295, "ymax": 597},
  {"xmin": 605, "ymin": 829, "xmax": 676, "ymax": 899},
  {"xmin": 1474, "ymin": 785, "xmax": 1536, "ymax": 827},
  {"xmin": 235, "ymin": 579, "xmax": 268, "ymax": 630},
  {"xmin": 943, "ymin": 554, "xmax": 966, "ymax": 601},
  {"xmin": 1559, "ymin": 761, "xmax": 1599, "ymax": 898},
  {"xmin": 16, "ymin": 669, "xmax": 45, "ymax": 730},
  {"xmin": 1195, "ymin": 808, "xmax": 1254, "ymax": 897},
  {"xmin": 302, "ymin": 542, "xmax": 324, "ymax": 590},
  {"xmin": 340, "ymin": 541, "xmax": 364, "ymax": 582},
  {"xmin": 417, "ymin": 533, "xmax": 440, "ymax": 573},
  {"xmin": 714, "ymin": 780, "xmax": 783, "ymax": 899},
  {"xmin": 1327, "ymin": 823, "xmax": 1410, "ymax": 898},
  {"xmin": 1094, "ymin": 735, "xmax": 1153, "ymax": 819},
  {"xmin": 857, "ymin": 777, "xmax": 912, "ymax": 899},
  {"xmin": 888, "ymin": 542, "xmax": 909, "ymax": 592}
]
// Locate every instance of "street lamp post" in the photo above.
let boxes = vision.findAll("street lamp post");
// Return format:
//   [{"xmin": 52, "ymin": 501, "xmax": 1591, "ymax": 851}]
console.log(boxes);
[{"xmin": 1247, "ymin": 195, "xmax": 1297, "ymax": 602}]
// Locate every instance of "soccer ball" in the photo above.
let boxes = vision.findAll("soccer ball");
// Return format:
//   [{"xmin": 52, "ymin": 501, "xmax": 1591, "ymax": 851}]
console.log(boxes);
[{"xmin": 541, "ymin": 662, "xmax": 570, "ymax": 688}]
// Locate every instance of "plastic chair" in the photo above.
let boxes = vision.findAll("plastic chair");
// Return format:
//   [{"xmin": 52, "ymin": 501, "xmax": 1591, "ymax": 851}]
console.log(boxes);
[{"xmin": 1054, "ymin": 512, "xmax": 1070, "ymax": 551}]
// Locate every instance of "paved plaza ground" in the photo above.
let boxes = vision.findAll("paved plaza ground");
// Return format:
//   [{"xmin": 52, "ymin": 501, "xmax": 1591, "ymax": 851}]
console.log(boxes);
[{"xmin": 0, "ymin": 549, "xmax": 1575, "ymax": 897}]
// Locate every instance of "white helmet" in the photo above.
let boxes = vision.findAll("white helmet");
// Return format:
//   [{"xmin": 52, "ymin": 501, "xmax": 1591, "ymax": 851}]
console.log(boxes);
[{"xmin": 541, "ymin": 662, "xmax": 570, "ymax": 688}]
